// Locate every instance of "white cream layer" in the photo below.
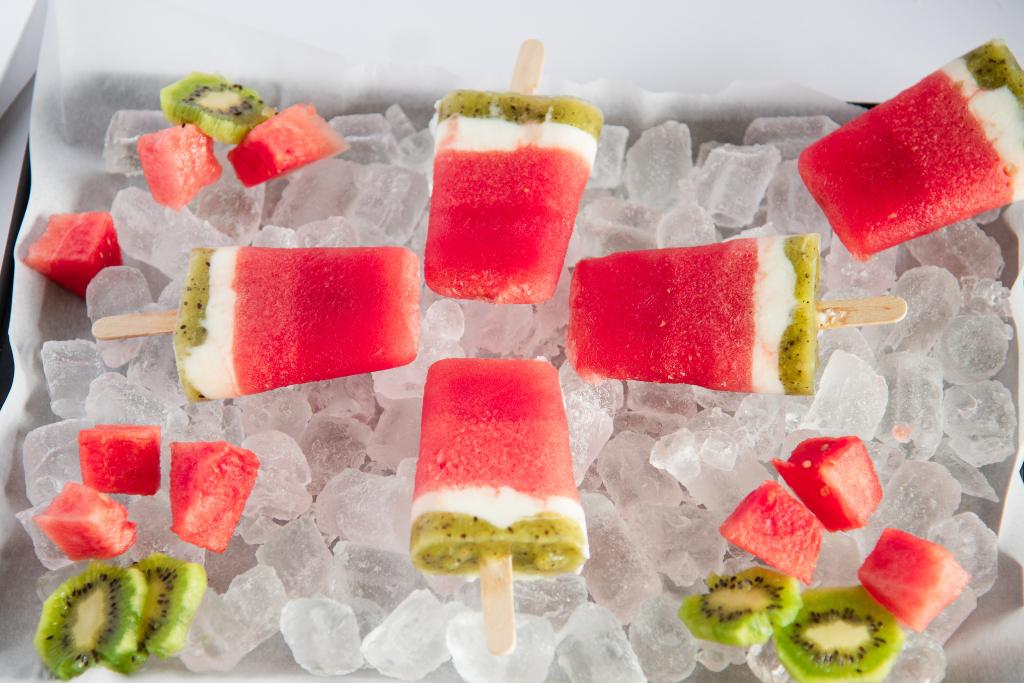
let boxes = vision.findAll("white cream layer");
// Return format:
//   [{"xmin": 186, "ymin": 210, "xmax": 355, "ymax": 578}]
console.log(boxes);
[
  {"xmin": 434, "ymin": 116, "xmax": 598, "ymax": 167},
  {"xmin": 412, "ymin": 485, "xmax": 589, "ymax": 557},
  {"xmin": 751, "ymin": 237, "xmax": 798, "ymax": 394},
  {"xmin": 181, "ymin": 247, "xmax": 241, "ymax": 399},
  {"xmin": 943, "ymin": 58, "xmax": 1024, "ymax": 200}
]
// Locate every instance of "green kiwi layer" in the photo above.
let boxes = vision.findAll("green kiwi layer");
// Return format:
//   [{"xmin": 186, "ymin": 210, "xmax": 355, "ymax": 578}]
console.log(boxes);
[
  {"xmin": 410, "ymin": 511, "xmax": 587, "ymax": 576},
  {"xmin": 779, "ymin": 234, "xmax": 820, "ymax": 396},
  {"xmin": 437, "ymin": 90, "xmax": 603, "ymax": 140},
  {"xmin": 173, "ymin": 249, "xmax": 213, "ymax": 403},
  {"xmin": 963, "ymin": 39, "xmax": 1024, "ymax": 105}
]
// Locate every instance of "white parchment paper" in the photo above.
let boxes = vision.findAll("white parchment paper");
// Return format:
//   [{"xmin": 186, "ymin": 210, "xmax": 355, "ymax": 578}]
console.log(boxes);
[{"xmin": 0, "ymin": 1, "xmax": 1020, "ymax": 681}]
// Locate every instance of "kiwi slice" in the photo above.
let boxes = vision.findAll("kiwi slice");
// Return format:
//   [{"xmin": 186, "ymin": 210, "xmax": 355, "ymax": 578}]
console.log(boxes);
[
  {"xmin": 134, "ymin": 553, "xmax": 208, "ymax": 659},
  {"xmin": 34, "ymin": 562, "xmax": 147, "ymax": 680},
  {"xmin": 775, "ymin": 586, "xmax": 905, "ymax": 683},
  {"xmin": 160, "ymin": 72, "xmax": 274, "ymax": 144},
  {"xmin": 678, "ymin": 567, "xmax": 802, "ymax": 647}
]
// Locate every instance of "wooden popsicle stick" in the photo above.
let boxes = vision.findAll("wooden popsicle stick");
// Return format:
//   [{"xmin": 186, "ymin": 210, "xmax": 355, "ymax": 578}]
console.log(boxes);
[
  {"xmin": 816, "ymin": 295, "xmax": 907, "ymax": 330},
  {"xmin": 480, "ymin": 554, "xmax": 516, "ymax": 656},
  {"xmin": 92, "ymin": 310, "xmax": 177, "ymax": 340},
  {"xmin": 509, "ymin": 39, "xmax": 545, "ymax": 95}
]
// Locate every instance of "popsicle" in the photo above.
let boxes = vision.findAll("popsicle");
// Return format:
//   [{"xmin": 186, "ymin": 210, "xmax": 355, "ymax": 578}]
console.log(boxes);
[
  {"xmin": 410, "ymin": 358, "xmax": 586, "ymax": 653},
  {"xmin": 424, "ymin": 40, "xmax": 603, "ymax": 303},
  {"xmin": 567, "ymin": 234, "xmax": 905, "ymax": 394},
  {"xmin": 92, "ymin": 246, "xmax": 420, "ymax": 400},
  {"xmin": 799, "ymin": 39, "xmax": 1024, "ymax": 259}
]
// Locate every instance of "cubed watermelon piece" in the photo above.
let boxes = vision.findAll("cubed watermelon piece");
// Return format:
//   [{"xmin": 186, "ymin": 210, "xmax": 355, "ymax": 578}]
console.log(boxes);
[
  {"xmin": 23, "ymin": 212, "xmax": 122, "ymax": 297},
  {"xmin": 34, "ymin": 482, "xmax": 137, "ymax": 560},
  {"xmin": 169, "ymin": 441, "xmax": 259, "ymax": 552},
  {"xmin": 772, "ymin": 435, "xmax": 882, "ymax": 531},
  {"xmin": 227, "ymin": 104, "xmax": 348, "ymax": 187},
  {"xmin": 138, "ymin": 124, "xmax": 222, "ymax": 210},
  {"xmin": 79, "ymin": 424, "xmax": 161, "ymax": 495},
  {"xmin": 719, "ymin": 480, "xmax": 823, "ymax": 584},
  {"xmin": 858, "ymin": 527, "xmax": 970, "ymax": 632}
]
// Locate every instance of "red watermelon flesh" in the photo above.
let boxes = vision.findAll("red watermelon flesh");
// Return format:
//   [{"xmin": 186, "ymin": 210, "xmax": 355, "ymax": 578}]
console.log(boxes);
[
  {"xmin": 79, "ymin": 424, "xmax": 161, "ymax": 496},
  {"xmin": 228, "ymin": 104, "xmax": 348, "ymax": 187},
  {"xmin": 169, "ymin": 441, "xmax": 259, "ymax": 553},
  {"xmin": 138, "ymin": 124, "xmax": 222, "ymax": 210},
  {"xmin": 719, "ymin": 480, "xmax": 824, "ymax": 584},
  {"xmin": 23, "ymin": 212, "xmax": 122, "ymax": 297},
  {"xmin": 773, "ymin": 435, "xmax": 882, "ymax": 532},
  {"xmin": 34, "ymin": 482, "xmax": 137, "ymax": 560},
  {"xmin": 858, "ymin": 527, "xmax": 970, "ymax": 632}
]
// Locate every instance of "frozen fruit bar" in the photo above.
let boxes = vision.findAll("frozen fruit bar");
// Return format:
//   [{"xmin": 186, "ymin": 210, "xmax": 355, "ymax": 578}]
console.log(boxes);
[
  {"xmin": 410, "ymin": 358, "xmax": 587, "ymax": 576},
  {"xmin": 568, "ymin": 234, "xmax": 819, "ymax": 394},
  {"xmin": 800, "ymin": 39, "xmax": 1024, "ymax": 258},
  {"xmin": 425, "ymin": 91, "xmax": 603, "ymax": 303},
  {"xmin": 174, "ymin": 246, "xmax": 419, "ymax": 400}
]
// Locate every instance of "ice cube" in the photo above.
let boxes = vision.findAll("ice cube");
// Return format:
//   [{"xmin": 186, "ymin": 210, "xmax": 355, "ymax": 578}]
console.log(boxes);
[
  {"xmin": 588, "ymin": 124, "xmax": 629, "ymax": 190},
  {"xmin": 385, "ymin": 104, "xmax": 417, "ymax": 140},
  {"xmin": 241, "ymin": 431, "xmax": 312, "ymax": 521},
  {"xmin": 877, "ymin": 352, "xmax": 943, "ymax": 459},
  {"xmin": 297, "ymin": 414, "xmax": 370, "ymax": 494},
  {"xmin": 692, "ymin": 386, "xmax": 745, "ymax": 413},
  {"xmin": 85, "ymin": 265, "xmax": 154, "ymax": 368},
  {"xmin": 223, "ymin": 564, "xmax": 288, "ymax": 644},
  {"xmin": 41, "ymin": 340, "xmax": 104, "ymax": 419},
  {"xmin": 179, "ymin": 591, "xmax": 257, "ymax": 672},
  {"xmin": 330, "ymin": 114, "xmax": 399, "ymax": 164},
  {"xmin": 103, "ymin": 110, "xmax": 167, "ymax": 175},
  {"xmin": 596, "ymin": 431, "xmax": 682, "ymax": 510},
  {"xmin": 959, "ymin": 276, "xmax": 1012, "ymax": 317},
  {"xmin": 303, "ymin": 373, "xmax": 376, "ymax": 420},
  {"xmin": 126, "ymin": 493, "xmax": 205, "ymax": 565},
  {"xmin": 126, "ymin": 336, "xmax": 184, "ymax": 407},
  {"xmin": 681, "ymin": 450, "xmax": 772, "ymax": 511},
  {"xmin": 366, "ymin": 398, "xmax": 420, "ymax": 471},
  {"xmin": 746, "ymin": 642, "xmax": 794, "ymax": 683},
  {"xmin": 923, "ymin": 588, "xmax": 976, "ymax": 645},
  {"xmin": 396, "ymin": 129, "xmax": 434, "ymax": 175},
  {"xmin": 931, "ymin": 439, "xmax": 998, "ymax": 502},
  {"xmin": 697, "ymin": 640, "xmax": 747, "ymax": 672},
  {"xmin": 695, "ymin": 144, "xmax": 781, "ymax": 228},
  {"xmin": 576, "ymin": 196, "xmax": 660, "ymax": 257},
  {"xmin": 110, "ymin": 187, "xmax": 232, "ymax": 276},
  {"xmin": 251, "ymin": 224, "xmax": 299, "ymax": 248},
  {"xmin": 800, "ymin": 351, "xmax": 888, "ymax": 440},
  {"xmin": 373, "ymin": 300, "xmax": 465, "ymax": 400},
  {"xmin": 270, "ymin": 159, "xmax": 362, "ymax": 227},
  {"xmin": 743, "ymin": 115, "xmax": 839, "ymax": 159},
  {"xmin": 255, "ymin": 515, "xmax": 332, "ymax": 598},
  {"xmin": 281, "ymin": 597, "xmax": 364, "ymax": 675},
  {"xmin": 36, "ymin": 563, "xmax": 89, "ymax": 601},
  {"xmin": 236, "ymin": 387, "xmax": 312, "ymax": 440},
  {"xmin": 460, "ymin": 300, "xmax": 534, "ymax": 356},
  {"xmin": 824, "ymin": 243, "xmax": 900, "ymax": 299},
  {"xmin": 314, "ymin": 464, "xmax": 414, "ymax": 551},
  {"xmin": 350, "ymin": 597, "xmax": 387, "ymax": 638},
  {"xmin": 937, "ymin": 314, "xmax": 1012, "ymax": 385},
  {"xmin": 85, "ymin": 373, "xmax": 188, "ymax": 434},
  {"xmin": 624, "ymin": 121, "xmax": 693, "ymax": 209},
  {"xmin": 456, "ymin": 575, "xmax": 589, "ymax": 629},
  {"xmin": 811, "ymin": 532, "xmax": 861, "ymax": 586},
  {"xmin": 556, "ymin": 602, "xmax": 646, "ymax": 683},
  {"xmin": 236, "ymin": 515, "xmax": 280, "ymax": 545},
  {"xmin": 581, "ymin": 493, "xmax": 661, "ymax": 623},
  {"xmin": 885, "ymin": 633, "xmax": 946, "ymax": 683},
  {"xmin": 623, "ymin": 503, "xmax": 727, "ymax": 587},
  {"xmin": 942, "ymin": 380, "xmax": 1016, "ymax": 466},
  {"xmin": 615, "ymin": 411, "xmax": 688, "ymax": 439},
  {"xmin": 446, "ymin": 612, "xmax": 555, "ymax": 683},
  {"xmin": 655, "ymin": 202, "xmax": 718, "ymax": 248},
  {"xmin": 346, "ymin": 164, "xmax": 429, "ymax": 245},
  {"xmin": 865, "ymin": 439, "xmax": 907, "ymax": 486},
  {"xmin": 292, "ymin": 216, "xmax": 361, "ymax": 247},
  {"xmin": 651, "ymin": 407, "xmax": 748, "ymax": 483},
  {"xmin": 883, "ymin": 266, "xmax": 960, "ymax": 353},
  {"xmin": 328, "ymin": 541, "xmax": 425, "ymax": 612},
  {"xmin": 194, "ymin": 172, "xmax": 265, "ymax": 243},
  {"xmin": 624, "ymin": 381, "xmax": 697, "ymax": 418},
  {"xmin": 628, "ymin": 595, "xmax": 699, "ymax": 683},
  {"xmin": 928, "ymin": 512, "xmax": 997, "ymax": 597},
  {"xmin": 861, "ymin": 460, "xmax": 961, "ymax": 550},
  {"xmin": 815, "ymin": 328, "xmax": 875, "ymax": 383},
  {"xmin": 734, "ymin": 394, "xmax": 788, "ymax": 460},
  {"xmin": 905, "ymin": 219, "xmax": 1003, "ymax": 279},
  {"xmin": 766, "ymin": 160, "xmax": 831, "ymax": 249},
  {"xmin": 17, "ymin": 503, "xmax": 73, "ymax": 570},
  {"xmin": 560, "ymin": 363, "xmax": 621, "ymax": 483},
  {"xmin": 361, "ymin": 589, "xmax": 464, "ymax": 680}
]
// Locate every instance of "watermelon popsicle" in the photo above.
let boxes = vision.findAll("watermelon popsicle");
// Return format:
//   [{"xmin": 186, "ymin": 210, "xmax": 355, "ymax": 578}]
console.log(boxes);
[
  {"xmin": 424, "ymin": 41, "xmax": 603, "ymax": 303},
  {"xmin": 568, "ymin": 234, "xmax": 905, "ymax": 395},
  {"xmin": 800, "ymin": 39, "xmax": 1024, "ymax": 259}
]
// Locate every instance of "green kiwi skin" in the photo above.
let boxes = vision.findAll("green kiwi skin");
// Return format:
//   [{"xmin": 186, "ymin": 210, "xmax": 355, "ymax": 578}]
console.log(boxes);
[
  {"xmin": 134, "ymin": 552, "xmax": 208, "ymax": 659},
  {"xmin": 160, "ymin": 72, "xmax": 273, "ymax": 144},
  {"xmin": 774, "ymin": 586, "xmax": 905, "ymax": 683},
  {"xmin": 34, "ymin": 562, "xmax": 148, "ymax": 680},
  {"xmin": 678, "ymin": 567, "xmax": 803, "ymax": 647},
  {"xmin": 437, "ymin": 90, "xmax": 603, "ymax": 140}
]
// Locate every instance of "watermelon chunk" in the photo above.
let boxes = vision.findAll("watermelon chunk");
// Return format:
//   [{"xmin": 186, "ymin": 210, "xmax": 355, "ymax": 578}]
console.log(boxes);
[
  {"xmin": 23, "ymin": 212, "xmax": 122, "ymax": 297},
  {"xmin": 169, "ymin": 441, "xmax": 259, "ymax": 552},
  {"xmin": 772, "ymin": 436, "xmax": 882, "ymax": 531},
  {"xmin": 138, "ymin": 124, "xmax": 222, "ymax": 210},
  {"xmin": 719, "ymin": 481, "xmax": 823, "ymax": 584},
  {"xmin": 34, "ymin": 482, "xmax": 137, "ymax": 560},
  {"xmin": 79, "ymin": 424, "xmax": 161, "ymax": 495},
  {"xmin": 858, "ymin": 527, "xmax": 970, "ymax": 632},
  {"xmin": 227, "ymin": 104, "xmax": 348, "ymax": 187}
]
